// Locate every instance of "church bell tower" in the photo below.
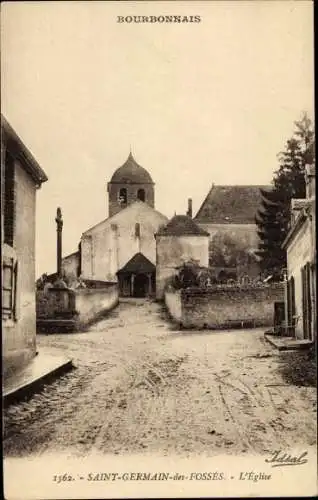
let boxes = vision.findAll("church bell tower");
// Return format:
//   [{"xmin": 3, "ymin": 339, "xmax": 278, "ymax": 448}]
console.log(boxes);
[{"xmin": 107, "ymin": 153, "xmax": 155, "ymax": 217}]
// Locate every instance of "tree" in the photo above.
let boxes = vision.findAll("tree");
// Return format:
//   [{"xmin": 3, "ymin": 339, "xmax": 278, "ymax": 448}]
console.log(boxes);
[
  {"xmin": 256, "ymin": 112, "xmax": 315, "ymax": 278},
  {"xmin": 209, "ymin": 232, "xmax": 258, "ymax": 271}
]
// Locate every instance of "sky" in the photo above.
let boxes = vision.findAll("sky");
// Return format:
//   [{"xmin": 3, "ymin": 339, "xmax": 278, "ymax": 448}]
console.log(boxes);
[{"xmin": 1, "ymin": 1, "xmax": 314, "ymax": 277}]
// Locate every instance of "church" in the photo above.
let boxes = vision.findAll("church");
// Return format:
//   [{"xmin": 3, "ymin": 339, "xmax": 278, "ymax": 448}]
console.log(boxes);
[
  {"xmin": 62, "ymin": 153, "xmax": 170, "ymax": 298},
  {"xmin": 60, "ymin": 153, "xmax": 269, "ymax": 298}
]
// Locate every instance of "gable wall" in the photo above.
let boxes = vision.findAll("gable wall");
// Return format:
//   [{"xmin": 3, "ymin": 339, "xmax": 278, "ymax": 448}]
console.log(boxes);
[{"xmin": 81, "ymin": 203, "xmax": 168, "ymax": 281}]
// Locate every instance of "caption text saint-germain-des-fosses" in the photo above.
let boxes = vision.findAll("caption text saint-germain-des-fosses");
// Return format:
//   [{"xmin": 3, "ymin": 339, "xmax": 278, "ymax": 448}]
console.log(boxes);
[{"xmin": 117, "ymin": 15, "xmax": 202, "ymax": 24}]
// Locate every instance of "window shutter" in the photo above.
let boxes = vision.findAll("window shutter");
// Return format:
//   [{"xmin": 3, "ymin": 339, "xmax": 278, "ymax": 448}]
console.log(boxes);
[
  {"xmin": 13, "ymin": 260, "xmax": 19, "ymax": 321},
  {"xmin": 2, "ymin": 255, "xmax": 18, "ymax": 321}
]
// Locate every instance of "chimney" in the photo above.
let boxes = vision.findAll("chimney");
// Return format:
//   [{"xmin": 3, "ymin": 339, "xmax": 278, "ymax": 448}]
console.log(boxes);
[{"xmin": 187, "ymin": 198, "xmax": 193, "ymax": 218}]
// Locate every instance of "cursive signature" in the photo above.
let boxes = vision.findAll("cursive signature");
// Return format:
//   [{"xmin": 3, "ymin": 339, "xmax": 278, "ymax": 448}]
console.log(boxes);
[{"xmin": 265, "ymin": 450, "xmax": 308, "ymax": 467}]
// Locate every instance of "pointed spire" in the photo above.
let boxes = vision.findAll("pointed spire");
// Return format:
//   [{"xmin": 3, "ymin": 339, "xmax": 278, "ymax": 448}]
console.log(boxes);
[{"xmin": 127, "ymin": 145, "xmax": 134, "ymax": 162}]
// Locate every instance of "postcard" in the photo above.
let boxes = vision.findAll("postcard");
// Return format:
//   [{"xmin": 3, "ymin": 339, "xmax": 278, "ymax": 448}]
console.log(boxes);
[{"xmin": 1, "ymin": 1, "xmax": 316, "ymax": 498}]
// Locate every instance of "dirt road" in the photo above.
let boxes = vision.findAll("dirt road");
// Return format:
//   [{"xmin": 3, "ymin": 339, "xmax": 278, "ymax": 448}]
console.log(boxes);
[{"xmin": 3, "ymin": 299, "xmax": 316, "ymax": 458}]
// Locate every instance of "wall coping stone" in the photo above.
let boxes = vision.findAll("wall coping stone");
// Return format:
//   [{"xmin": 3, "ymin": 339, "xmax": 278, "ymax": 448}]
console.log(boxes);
[
  {"xmin": 74, "ymin": 285, "xmax": 118, "ymax": 296},
  {"xmin": 178, "ymin": 283, "xmax": 284, "ymax": 297}
]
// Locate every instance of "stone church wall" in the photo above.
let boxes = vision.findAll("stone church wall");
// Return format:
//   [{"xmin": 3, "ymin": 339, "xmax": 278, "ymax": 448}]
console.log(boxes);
[{"xmin": 81, "ymin": 202, "xmax": 168, "ymax": 282}]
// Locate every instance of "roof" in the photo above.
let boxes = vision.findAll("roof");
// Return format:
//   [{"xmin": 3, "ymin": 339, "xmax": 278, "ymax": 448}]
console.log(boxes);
[
  {"xmin": 194, "ymin": 185, "xmax": 271, "ymax": 224},
  {"xmin": 1, "ymin": 115, "xmax": 48, "ymax": 184},
  {"xmin": 117, "ymin": 253, "xmax": 155, "ymax": 274},
  {"xmin": 109, "ymin": 152, "xmax": 154, "ymax": 185},
  {"xmin": 282, "ymin": 200, "xmax": 312, "ymax": 249},
  {"xmin": 156, "ymin": 215, "xmax": 209, "ymax": 236},
  {"xmin": 62, "ymin": 251, "xmax": 79, "ymax": 261},
  {"xmin": 82, "ymin": 200, "xmax": 168, "ymax": 236}
]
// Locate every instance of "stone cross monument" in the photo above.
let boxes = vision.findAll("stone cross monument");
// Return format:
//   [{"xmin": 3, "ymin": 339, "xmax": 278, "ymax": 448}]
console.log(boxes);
[
  {"xmin": 54, "ymin": 207, "xmax": 67, "ymax": 288},
  {"xmin": 55, "ymin": 207, "xmax": 63, "ymax": 278}
]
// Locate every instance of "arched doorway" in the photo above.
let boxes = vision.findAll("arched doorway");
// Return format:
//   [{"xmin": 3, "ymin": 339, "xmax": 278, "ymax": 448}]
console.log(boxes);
[{"xmin": 133, "ymin": 273, "xmax": 148, "ymax": 298}]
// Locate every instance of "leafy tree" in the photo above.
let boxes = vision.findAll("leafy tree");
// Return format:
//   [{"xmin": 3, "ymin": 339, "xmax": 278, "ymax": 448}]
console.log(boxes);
[
  {"xmin": 256, "ymin": 112, "xmax": 315, "ymax": 278},
  {"xmin": 209, "ymin": 233, "xmax": 258, "ymax": 270}
]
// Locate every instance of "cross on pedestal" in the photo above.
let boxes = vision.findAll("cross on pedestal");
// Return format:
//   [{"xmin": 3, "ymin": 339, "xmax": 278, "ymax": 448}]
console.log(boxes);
[{"xmin": 54, "ymin": 207, "xmax": 67, "ymax": 288}]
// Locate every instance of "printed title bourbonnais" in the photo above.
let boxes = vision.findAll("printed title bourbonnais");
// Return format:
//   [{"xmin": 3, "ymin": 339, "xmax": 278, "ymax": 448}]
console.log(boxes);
[{"xmin": 117, "ymin": 15, "xmax": 202, "ymax": 24}]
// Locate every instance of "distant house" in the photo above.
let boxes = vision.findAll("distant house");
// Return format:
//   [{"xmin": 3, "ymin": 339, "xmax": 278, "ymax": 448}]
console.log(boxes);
[
  {"xmin": 1, "ymin": 116, "xmax": 48, "ymax": 378},
  {"xmin": 282, "ymin": 164, "xmax": 316, "ymax": 341},
  {"xmin": 194, "ymin": 184, "xmax": 271, "ymax": 279}
]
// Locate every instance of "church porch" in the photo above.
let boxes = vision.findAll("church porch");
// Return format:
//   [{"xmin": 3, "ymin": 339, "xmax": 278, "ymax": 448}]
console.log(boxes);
[{"xmin": 117, "ymin": 253, "xmax": 156, "ymax": 298}]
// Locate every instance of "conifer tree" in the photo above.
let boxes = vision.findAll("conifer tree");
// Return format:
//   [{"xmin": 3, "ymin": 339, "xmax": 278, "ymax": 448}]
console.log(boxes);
[{"xmin": 256, "ymin": 113, "xmax": 315, "ymax": 278}]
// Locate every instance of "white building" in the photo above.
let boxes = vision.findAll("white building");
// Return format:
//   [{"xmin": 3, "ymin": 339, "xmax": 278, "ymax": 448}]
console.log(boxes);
[{"xmin": 282, "ymin": 164, "xmax": 316, "ymax": 341}]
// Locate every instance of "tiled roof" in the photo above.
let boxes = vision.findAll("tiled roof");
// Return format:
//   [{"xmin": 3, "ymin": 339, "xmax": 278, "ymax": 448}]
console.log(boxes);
[
  {"xmin": 156, "ymin": 215, "xmax": 209, "ymax": 236},
  {"xmin": 117, "ymin": 253, "xmax": 155, "ymax": 274},
  {"xmin": 194, "ymin": 185, "xmax": 271, "ymax": 224},
  {"xmin": 110, "ymin": 153, "xmax": 154, "ymax": 184}
]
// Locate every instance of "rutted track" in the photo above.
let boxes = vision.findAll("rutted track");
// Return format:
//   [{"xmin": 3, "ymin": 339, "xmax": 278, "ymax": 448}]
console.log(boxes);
[{"xmin": 3, "ymin": 299, "xmax": 316, "ymax": 458}]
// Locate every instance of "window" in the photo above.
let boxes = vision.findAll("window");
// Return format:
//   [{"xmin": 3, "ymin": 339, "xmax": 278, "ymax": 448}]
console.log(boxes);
[
  {"xmin": 118, "ymin": 188, "xmax": 127, "ymax": 205},
  {"xmin": 4, "ymin": 152, "xmax": 15, "ymax": 246},
  {"xmin": 2, "ymin": 257, "xmax": 18, "ymax": 321},
  {"xmin": 137, "ymin": 188, "xmax": 145, "ymax": 202},
  {"xmin": 135, "ymin": 223, "xmax": 140, "ymax": 238}
]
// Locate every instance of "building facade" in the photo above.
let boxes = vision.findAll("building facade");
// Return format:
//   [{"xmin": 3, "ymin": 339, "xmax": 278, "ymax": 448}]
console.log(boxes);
[
  {"xmin": 194, "ymin": 185, "xmax": 271, "ymax": 279},
  {"xmin": 1, "ymin": 116, "xmax": 48, "ymax": 378},
  {"xmin": 282, "ymin": 164, "xmax": 316, "ymax": 341},
  {"xmin": 155, "ymin": 215, "xmax": 209, "ymax": 299},
  {"xmin": 62, "ymin": 153, "xmax": 168, "ymax": 297},
  {"xmin": 80, "ymin": 200, "xmax": 168, "ymax": 296},
  {"xmin": 58, "ymin": 155, "xmax": 271, "ymax": 300}
]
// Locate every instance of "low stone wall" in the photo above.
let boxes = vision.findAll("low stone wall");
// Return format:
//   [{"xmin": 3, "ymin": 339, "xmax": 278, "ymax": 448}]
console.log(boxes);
[
  {"xmin": 164, "ymin": 284, "xmax": 284, "ymax": 329},
  {"xmin": 74, "ymin": 286, "xmax": 119, "ymax": 328},
  {"xmin": 36, "ymin": 283, "xmax": 119, "ymax": 331}
]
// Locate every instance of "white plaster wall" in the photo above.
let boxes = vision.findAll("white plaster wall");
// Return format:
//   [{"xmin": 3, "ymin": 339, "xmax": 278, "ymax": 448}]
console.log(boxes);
[
  {"xmin": 62, "ymin": 252, "xmax": 79, "ymax": 278},
  {"xmin": 3, "ymin": 160, "xmax": 38, "ymax": 376},
  {"xmin": 156, "ymin": 234, "xmax": 209, "ymax": 299},
  {"xmin": 286, "ymin": 218, "xmax": 312, "ymax": 339},
  {"xmin": 74, "ymin": 286, "xmax": 119, "ymax": 326},
  {"xmin": 81, "ymin": 202, "xmax": 168, "ymax": 281}
]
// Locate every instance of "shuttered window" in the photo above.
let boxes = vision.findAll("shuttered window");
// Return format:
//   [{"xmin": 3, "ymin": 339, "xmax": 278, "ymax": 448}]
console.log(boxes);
[{"xmin": 2, "ymin": 257, "xmax": 18, "ymax": 320}]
